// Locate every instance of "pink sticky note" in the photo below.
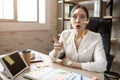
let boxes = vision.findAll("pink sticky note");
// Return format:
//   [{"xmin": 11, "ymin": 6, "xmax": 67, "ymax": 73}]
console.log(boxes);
[
  {"xmin": 91, "ymin": 76, "xmax": 98, "ymax": 80},
  {"xmin": 55, "ymin": 76, "xmax": 64, "ymax": 80}
]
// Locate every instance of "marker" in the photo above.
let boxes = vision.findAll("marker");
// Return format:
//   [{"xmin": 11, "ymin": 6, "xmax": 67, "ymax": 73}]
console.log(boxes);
[{"xmin": 66, "ymin": 73, "xmax": 74, "ymax": 80}]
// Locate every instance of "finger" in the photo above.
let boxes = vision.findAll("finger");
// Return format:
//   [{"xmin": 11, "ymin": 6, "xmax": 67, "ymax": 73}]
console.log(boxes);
[
  {"xmin": 60, "ymin": 41, "xmax": 63, "ymax": 45},
  {"xmin": 54, "ymin": 43, "xmax": 63, "ymax": 47},
  {"xmin": 52, "ymin": 35, "xmax": 58, "ymax": 43},
  {"xmin": 54, "ymin": 47, "xmax": 62, "ymax": 50}
]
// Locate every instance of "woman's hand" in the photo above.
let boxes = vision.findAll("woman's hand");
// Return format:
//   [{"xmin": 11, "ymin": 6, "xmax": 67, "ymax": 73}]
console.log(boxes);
[
  {"xmin": 54, "ymin": 42, "xmax": 63, "ymax": 52},
  {"xmin": 60, "ymin": 58, "xmax": 72, "ymax": 67},
  {"xmin": 53, "ymin": 35, "xmax": 63, "ymax": 57}
]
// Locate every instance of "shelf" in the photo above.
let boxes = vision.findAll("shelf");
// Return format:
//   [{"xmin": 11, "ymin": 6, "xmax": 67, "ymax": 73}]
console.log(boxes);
[
  {"xmin": 58, "ymin": 0, "xmax": 75, "ymax": 4},
  {"xmin": 58, "ymin": 0, "xmax": 94, "ymax": 4},
  {"xmin": 58, "ymin": 18, "xmax": 70, "ymax": 21},
  {"xmin": 64, "ymin": 0, "xmax": 94, "ymax": 3},
  {"xmin": 103, "ymin": 16, "xmax": 120, "ymax": 19},
  {"xmin": 111, "ymin": 38, "xmax": 119, "ymax": 43}
]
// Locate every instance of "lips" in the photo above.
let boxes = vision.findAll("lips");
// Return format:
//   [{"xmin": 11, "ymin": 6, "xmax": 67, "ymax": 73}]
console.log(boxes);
[{"xmin": 76, "ymin": 25, "xmax": 81, "ymax": 28}]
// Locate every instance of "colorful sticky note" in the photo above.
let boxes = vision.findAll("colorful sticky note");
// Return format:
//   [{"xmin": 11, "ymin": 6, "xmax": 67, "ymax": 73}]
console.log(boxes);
[
  {"xmin": 58, "ymin": 70, "xmax": 66, "ymax": 74},
  {"xmin": 4, "ymin": 55, "xmax": 15, "ymax": 65},
  {"xmin": 66, "ymin": 37, "xmax": 70, "ymax": 44},
  {"xmin": 67, "ymin": 60, "xmax": 72, "ymax": 66},
  {"xmin": 55, "ymin": 76, "xmax": 64, "ymax": 80},
  {"xmin": 91, "ymin": 76, "xmax": 98, "ymax": 80}
]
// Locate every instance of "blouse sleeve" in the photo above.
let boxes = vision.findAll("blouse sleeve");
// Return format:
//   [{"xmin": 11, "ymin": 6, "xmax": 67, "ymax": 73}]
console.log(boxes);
[
  {"xmin": 81, "ymin": 36, "xmax": 107, "ymax": 72},
  {"xmin": 49, "ymin": 30, "xmax": 66, "ymax": 62}
]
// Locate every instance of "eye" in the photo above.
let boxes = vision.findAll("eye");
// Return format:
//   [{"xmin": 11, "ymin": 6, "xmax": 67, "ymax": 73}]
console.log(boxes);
[
  {"xmin": 72, "ymin": 15, "xmax": 77, "ymax": 19},
  {"xmin": 80, "ymin": 15, "xmax": 86, "ymax": 19}
]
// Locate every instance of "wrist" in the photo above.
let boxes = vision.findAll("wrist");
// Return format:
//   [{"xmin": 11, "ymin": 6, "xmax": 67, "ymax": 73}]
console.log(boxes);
[{"xmin": 53, "ymin": 50, "xmax": 59, "ymax": 57}]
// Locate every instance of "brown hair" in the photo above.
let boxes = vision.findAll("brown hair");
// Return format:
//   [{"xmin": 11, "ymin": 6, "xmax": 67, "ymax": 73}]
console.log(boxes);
[{"xmin": 71, "ymin": 4, "xmax": 89, "ymax": 19}]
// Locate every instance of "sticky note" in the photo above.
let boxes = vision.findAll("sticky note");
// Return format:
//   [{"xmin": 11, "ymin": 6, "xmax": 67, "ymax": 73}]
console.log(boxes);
[
  {"xmin": 30, "ymin": 71, "xmax": 39, "ymax": 75},
  {"xmin": 83, "ymin": 21, "xmax": 89, "ymax": 24},
  {"xmin": 66, "ymin": 37, "xmax": 70, "ymax": 44},
  {"xmin": 55, "ymin": 76, "xmax": 64, "ymax": 80},
  {"xmin": 56, "ymin": 69, "xmax": 67, "ymax": 74},
  {"xmin": 4, "ymin": 55, "xmax": 15, "ymax": 65},
  {"xmin": 91, "ymin": 76, "xmax": 98, "ymax": 80},
  {"xmin": 67, "ymin": 60, "xmax": 72, "ymax": 66}
]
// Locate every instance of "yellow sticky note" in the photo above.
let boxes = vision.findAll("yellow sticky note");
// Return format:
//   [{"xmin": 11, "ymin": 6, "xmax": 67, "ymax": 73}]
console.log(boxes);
[
  {"xmin": 30, "ymin": 71, "xmax": 39, "ymax": 75},
  {"xmin": 4, "ymin": 55, "xmax": 15, "ymax": 65},
  {"xmin": 56, "ymin": 69, "xmax": 67, "ymax": 74},
  {"xmin": 66, "ymin": 37, "xmax": 70, "ymax": 44},
  {"xmin": 55, "ymin": 76, "xmax": 64, "ymax": 80},
  {"xmin": 67, "ymin": 60, "xmax": 72, "ymax": 66}
]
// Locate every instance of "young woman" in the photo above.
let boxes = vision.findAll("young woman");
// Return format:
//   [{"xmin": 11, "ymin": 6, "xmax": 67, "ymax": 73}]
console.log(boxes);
[{"xmin": 49, "ymin": 4, "xmax": 107, "ymax": 72}]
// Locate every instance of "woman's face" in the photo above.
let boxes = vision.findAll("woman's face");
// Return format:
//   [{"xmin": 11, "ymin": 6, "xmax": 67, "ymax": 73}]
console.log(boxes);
[{"xmin": 70, "ymin": 8, "xmax": 89, "ymax": 32}]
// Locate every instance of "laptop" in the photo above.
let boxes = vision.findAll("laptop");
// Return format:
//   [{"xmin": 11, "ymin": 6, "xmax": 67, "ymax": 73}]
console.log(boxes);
[{"xmin": 0, "ymin": 51, "xmax": 28, "ymax": 80}]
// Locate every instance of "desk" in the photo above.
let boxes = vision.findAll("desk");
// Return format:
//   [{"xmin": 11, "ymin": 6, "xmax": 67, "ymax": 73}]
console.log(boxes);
[{"xmin": 0, "ymin": 50, "xmax": 104, "ymax": 80}]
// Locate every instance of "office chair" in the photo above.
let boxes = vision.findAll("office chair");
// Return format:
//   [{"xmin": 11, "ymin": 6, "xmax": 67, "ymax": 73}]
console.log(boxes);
[{"xmin": 86, "ymin": 17, "xmax": 120, "ymax": 80}]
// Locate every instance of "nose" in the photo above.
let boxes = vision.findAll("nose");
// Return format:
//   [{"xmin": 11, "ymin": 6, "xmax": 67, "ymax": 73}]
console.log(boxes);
[{"xmin": 75, "ymin": 17, "xmax": 80, "ymax": 23}]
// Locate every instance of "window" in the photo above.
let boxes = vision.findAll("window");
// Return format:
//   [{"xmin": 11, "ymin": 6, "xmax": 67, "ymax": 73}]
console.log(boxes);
[
  {"xmin": 0, "ymin": 0, "xmax": 45, "ymax": 23},
  {"xmin": 0, "ymin": 0, "xmax": 14, "ymax": 20}
]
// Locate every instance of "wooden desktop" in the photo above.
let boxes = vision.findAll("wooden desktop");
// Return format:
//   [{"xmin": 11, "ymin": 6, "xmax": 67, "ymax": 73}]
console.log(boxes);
[{"xmin": 0, "ymin": 50, "xmax": 104, "ymax": 80}]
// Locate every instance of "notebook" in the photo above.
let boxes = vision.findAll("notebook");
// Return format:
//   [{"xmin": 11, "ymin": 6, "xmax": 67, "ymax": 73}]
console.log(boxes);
[
  {"xmin": 23, "ymin": 67, "xmax": 91, "ymax": 80},
  {"xmin": 0, "ymin": 51, "xmax": 28, "ymax": 79},
  {"xmin": 23, "ymin": 67, "xmax": 54, "ymax": 80}
]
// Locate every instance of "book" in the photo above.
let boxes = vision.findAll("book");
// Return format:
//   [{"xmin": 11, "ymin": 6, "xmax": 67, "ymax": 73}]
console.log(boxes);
[{"xmin": 65, "ymin": 4, "xmax": 74, "ymax": 19}]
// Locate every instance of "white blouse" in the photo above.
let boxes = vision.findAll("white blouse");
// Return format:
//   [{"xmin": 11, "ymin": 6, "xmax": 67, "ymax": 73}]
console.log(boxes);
[{"xmin": 49, "ymin": 29, "xmax": 107, "ymax": 72}]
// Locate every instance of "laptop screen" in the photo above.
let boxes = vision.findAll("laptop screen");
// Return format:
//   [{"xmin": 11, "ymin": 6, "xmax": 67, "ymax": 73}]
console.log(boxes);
[{"xmin": 0, "ymin": 51, "xmax": 28, "ymax": 79}]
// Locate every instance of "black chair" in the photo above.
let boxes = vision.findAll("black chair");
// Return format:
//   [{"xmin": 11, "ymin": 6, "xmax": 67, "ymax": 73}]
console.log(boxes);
[{"xmin": 86, "ymin": 17, "xmax": 120, "ymax": 80}]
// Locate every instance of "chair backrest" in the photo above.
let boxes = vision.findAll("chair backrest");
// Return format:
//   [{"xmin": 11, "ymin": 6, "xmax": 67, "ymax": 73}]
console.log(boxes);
[{"xmin": 86, "ymin": 17, "xmax": 113, "ymax": 72}]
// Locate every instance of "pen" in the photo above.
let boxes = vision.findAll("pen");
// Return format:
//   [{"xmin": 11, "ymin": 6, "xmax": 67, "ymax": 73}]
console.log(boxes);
[
  {"xmin": 66, "ymin": 73, "xmax": 73, "ymax": 80},
  {"xmin": 80, "ymin": 75, "xmax": 83, "ymax": 80},
  {"xmin": 70, "ymin": 75, "xmax": 76, "ymax": 80}
]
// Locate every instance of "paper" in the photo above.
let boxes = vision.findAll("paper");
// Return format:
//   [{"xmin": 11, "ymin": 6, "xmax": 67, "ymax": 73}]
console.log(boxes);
[
  {"xmin": 4, "ymin": 55, "xmax": 15, "ymax": 65},
  {"xmin": 55, "ymin": 76, "xmax": 64, "ymax": 80}
]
